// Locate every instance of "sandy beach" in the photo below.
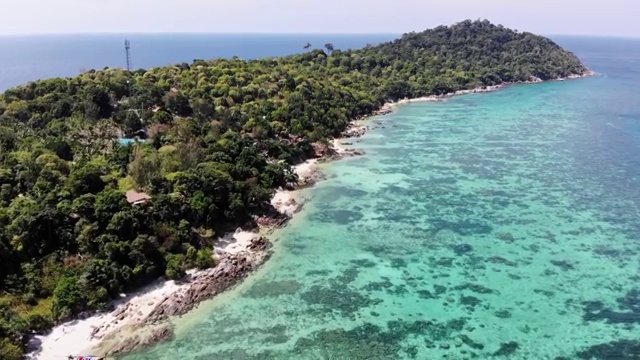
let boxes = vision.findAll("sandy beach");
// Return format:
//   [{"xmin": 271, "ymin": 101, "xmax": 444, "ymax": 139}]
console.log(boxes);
[
  {"xmin": 270, "ymin": 158, "xmax": 318, "ymax": 216},
  {"xmin": 26, "ymin": 273, "xmax": 193, "ymax": 359}
]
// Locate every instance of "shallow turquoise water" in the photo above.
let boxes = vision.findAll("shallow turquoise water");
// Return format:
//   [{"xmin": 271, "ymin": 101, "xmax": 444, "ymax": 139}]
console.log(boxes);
[{"xmin": 125, "ymin": 38, "xmax": 640, "ymax": 359}]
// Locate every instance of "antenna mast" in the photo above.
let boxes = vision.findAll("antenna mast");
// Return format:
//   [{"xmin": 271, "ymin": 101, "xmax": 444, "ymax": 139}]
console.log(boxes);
[
  {"xmin": 125, "ymin": 40, "xmax": 132, "ymax": 72},
  {"xmin": 124, "ymin": 39, "xmax": 144, "ymax": 125},
  {"xmin": 125, "ymin": 40, "xmax": 133, "ymax": 98}
]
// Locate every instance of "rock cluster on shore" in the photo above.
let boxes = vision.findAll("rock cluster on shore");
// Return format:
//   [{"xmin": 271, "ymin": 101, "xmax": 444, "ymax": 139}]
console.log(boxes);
[
  {"xmin": 105, "ymin": 324, "xmax": 175, "ymax": 356},
  {"xmin": 254, "ymin": 208, "xmax": 290, "ymax": 228},
  {"xmin": 96, "ymin": 236, "xmax": 273, "ymax": 356},
  {"xmin": 298, "ymin": 167, "xmax": 327, "ymax": 188},
  {"xmin": 146, "ymin": 236, "xmax": 272, "ymax": 323},
  {"xmin": 341, "ymin": 123, "xmax": 368, "ymax": 138}
]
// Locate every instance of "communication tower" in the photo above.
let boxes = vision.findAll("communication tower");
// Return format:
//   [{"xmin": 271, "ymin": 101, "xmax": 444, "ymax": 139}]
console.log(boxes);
[
  {"xmin": 125, "ymin": 40, "xmax": 132, "ymax": 72},
  {"xmin": 125, "ymin": 40, "xmax": 133, "ymax": 98},
  {"xmin": 124, "ymin": 39, "xmax": 144, "ymax": 124}
]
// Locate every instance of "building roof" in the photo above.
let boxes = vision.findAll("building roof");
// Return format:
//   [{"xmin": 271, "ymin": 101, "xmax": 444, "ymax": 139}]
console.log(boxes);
[{"xmin": 125, "ymin": 190, "xmax": 151, "ymax": 204}]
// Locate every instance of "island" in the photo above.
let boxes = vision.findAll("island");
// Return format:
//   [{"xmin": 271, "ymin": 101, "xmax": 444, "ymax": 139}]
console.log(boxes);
[{"xmin": 0, "ymin": 19, "xmax": 590, "ymax": 359}]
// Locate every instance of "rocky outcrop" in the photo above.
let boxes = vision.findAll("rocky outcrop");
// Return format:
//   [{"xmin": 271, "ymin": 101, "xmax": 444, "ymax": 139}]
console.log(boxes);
[
  {"xmin": 107, "ymin": 324, "xmax": 175, "ymax": 355},
  {"xmin": 311, "ymin": 142, "xmax": 330, "ymax": 157},
  {"xmin": 341, "ymin": 123, "xmax": 368, "ymax": 138},
  {"xmin": 298, "ymin": 167, "xmax": 327, "ymax": 188},
  {"xmin": 254, "ymin": 211, "xmax": 290, "ymax": 228},
  {"xmin": 373, "ymin": 103, "xmax": 394, "ymax": 116},
  {"xmin": 246, "ymin": 236, "xmax": 272, "ymax": 252},
  {"xmin": 145, "ymin": 237, "xmax": 272, "ymax": 323},
  {"xmin": 100, "ymin": 236, "xmax": 272, "ymax": 356}
]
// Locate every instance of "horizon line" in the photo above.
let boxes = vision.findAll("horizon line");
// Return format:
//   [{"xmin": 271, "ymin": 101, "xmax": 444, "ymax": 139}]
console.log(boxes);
[{"xmin": 0, "ymin": 31, "xmax": 638, "ymax": 40}]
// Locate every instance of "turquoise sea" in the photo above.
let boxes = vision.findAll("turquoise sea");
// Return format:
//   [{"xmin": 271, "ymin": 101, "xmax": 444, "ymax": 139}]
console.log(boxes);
[{"xmin": 118, "ymin": 37, "xmax": 640, "ymax": 359}]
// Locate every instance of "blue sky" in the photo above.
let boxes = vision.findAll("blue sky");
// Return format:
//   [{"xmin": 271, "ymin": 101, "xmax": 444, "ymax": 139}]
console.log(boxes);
[{"xmin": 1, "ymin": 0, "xmax": 636, "ymax": 37}]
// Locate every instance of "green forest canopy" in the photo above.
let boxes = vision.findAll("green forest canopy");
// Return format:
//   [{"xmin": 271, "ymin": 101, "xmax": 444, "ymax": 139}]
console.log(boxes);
[{"xmin": 0, "ymin": 19, "xmax": 587, "ymax": 359}]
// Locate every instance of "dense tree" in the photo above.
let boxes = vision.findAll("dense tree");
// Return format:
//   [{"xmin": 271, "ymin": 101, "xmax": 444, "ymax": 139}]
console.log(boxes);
[
  {"xmin": 324, "ymin": 43, "xmax": 334, "ymax": 54},
  {"xmin": 52, "ymin": 276, "xmax": 85, "ymax": 320},
  {"xmin": 0, "ymin": 20, "xmax": 588, "ymax": 357},
  {"xmin": 0, "ymin": 302, "xmax": 27, "ymax": 360}
]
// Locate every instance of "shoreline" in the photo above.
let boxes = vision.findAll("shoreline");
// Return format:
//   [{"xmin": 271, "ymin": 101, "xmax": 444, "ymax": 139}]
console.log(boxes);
[
  {"xmin": 382, "ymin": 71, "xmax": 596, "ymax": 114},
  {"xmin": 339, "ymin": 71, "xmax": 595, "ymax": 138},
  {"xmin": 25, "ymin": 159, "xmax": 327, "ymax": 360},
  {"xmin": 25, "ymin": 70, "xmax": 593, "ymax": 359}
]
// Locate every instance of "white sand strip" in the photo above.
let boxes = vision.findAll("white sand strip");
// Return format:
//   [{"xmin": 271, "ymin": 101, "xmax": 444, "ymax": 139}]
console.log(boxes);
[
  {"xmin": 26, "ymin": 273, "xmax": 197, "ymax": 360},
  {"xmin": 270, "ymin": 159, "xmax": 318, "ymax": 216}
]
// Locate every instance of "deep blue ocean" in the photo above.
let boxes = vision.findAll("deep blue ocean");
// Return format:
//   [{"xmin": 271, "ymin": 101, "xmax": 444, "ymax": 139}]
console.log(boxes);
[{"xmin": 0, "ymin": 34, "xmax": 397, "ymax": 91}]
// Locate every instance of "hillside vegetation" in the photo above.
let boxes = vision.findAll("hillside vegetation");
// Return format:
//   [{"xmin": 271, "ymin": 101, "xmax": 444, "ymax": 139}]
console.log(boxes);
[{"xmin": 0, "ymin": 19, "xmax": 587, "ymax": 358}]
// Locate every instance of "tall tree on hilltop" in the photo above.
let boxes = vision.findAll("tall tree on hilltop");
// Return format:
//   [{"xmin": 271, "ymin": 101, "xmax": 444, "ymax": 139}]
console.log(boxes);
[{"xmin": 324, "ymin": 43, "xmax": 334, "ymax": 54}]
